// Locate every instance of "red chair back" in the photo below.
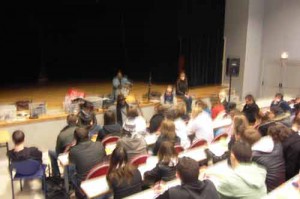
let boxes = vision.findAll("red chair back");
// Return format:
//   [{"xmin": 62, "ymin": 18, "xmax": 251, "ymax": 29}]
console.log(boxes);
[
  {"xmin": 174, "ymin": 145, "xmax": 184, "ymax": 154},
  {"xmin": 130, "ymin": 154, "xmax": 149, "ymax": 167},
  {"xmin": 85, "ymin": 163, "xmax": 110, "ymax": 180},
  {"xmin": 212, "ymin": 133, "xmax": 228, "ymax": 143},
  {"xmin": 101, "ymin": 136, "xmax": 120, "ymax": 147},
  {"xmin": 189, "ymin": 139, "xmax": 207, "ymax": 149}
]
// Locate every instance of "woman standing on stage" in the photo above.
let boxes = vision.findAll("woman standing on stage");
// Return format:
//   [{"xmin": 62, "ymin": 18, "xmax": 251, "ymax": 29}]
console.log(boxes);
[{"xmin": 176, "ymin": 72, "xmax": 193, "ymax": 114}]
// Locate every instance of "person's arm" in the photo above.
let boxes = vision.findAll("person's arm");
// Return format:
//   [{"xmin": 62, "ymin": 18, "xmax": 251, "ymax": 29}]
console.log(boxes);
[
  {"xmin": 55, "ymin": 134, "xmax": 62, "ymax": 154},
  {"xmin": 112, "ymin": 77, "xmax": 120, "ymax": 89}
]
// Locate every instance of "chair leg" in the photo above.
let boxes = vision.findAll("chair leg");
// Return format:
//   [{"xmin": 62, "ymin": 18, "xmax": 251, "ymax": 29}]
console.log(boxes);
[{"xmin": 20, "ymin": 179, "xmax": 23, "ymax": 191}]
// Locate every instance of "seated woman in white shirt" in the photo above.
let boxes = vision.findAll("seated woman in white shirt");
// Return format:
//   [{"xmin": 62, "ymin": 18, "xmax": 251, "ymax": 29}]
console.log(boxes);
[
  {"xmin": 124, "ymin": 106, "xmax": 147, "ymax": 135},
  {"xmin": 187, "ymin": 105, "xmax": 214, "ymax": 143},
  {"xmin": 173, "ymin": 103, "xmax": 191, "ymax": 149}
]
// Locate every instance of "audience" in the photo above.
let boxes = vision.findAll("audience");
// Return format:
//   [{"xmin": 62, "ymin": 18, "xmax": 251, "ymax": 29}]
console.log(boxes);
[
  {"xmin": 175, "ymin": 71, "xmax": 193, "ymax": 113},
  {"xmin": 7, "ymin": 130, "xmax": 42, "ymax": 163},
  {"xmin": 125, "ymin": 106, "xmax": 147, "ymax": 135},
  {"xmin": 270, "ymin": 93, "xmax": 292, "ymax": 113},
  {"xmin": 187, "ymin": 106, "xmax": 214, "ymax": 143},
  {"xmin": 156, "ymin": 157, "xmax": 219, "ymax": 199},
  {"xmin": 144, "ymin": 141, "xmax": 178, "ymax": 186},
  {"xmin": 160, "ymin": 85, "xmax": 177, "ymax": 106},
  {"xmin": 118, "ymin": 119, "xmax": 147, "ymax": 161},
  {"xmin": 49, "ymin": 114, "xmax": 78, "ymax": 177},
  {"xmin": 173, "ymin": 104, "xmax": 190, "ymax": 149},
  {"xmin": 210, "ymin": 94, "xmax": 225, "ymax": 120},
  {"xmin": 148, "ymin": 104, "xmax": 166, "ymax": 134},
  {"xmin": 241, "ymin": 127, "xmax": 285, "ymax": 192},
  {"xmin": 97, "ymin": 110, "xmax": 122, "ymax": 142},
  {"xmin": 153, "ymin": 120, "xmax": 180, "ymax": 155},
  {"xmin": 77, "ymin": 100, "xmax": 99, "ymax": 137},
  {"xmin": 107, "ymin": 144, "xmax": 142, "ymax": 199},
  {"xmin": 242, "ymin": 94, "xmax": 259, "ymax": 125},
  {"xmin": 216, "ymin": 141, "xmax": 267, "ymax": 199}
]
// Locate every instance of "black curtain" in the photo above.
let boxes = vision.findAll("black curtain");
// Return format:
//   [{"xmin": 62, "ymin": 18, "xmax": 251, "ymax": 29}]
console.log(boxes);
[{"xmin": 178, "ymin": 0, "xmax": 225, "ymax": 87}]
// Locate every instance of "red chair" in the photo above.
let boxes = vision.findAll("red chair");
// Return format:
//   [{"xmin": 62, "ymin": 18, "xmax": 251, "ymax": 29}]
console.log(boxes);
[
  {"xmin": 189, "ymin": 139, "xmax": 207, "ymax": 149},
  {"xmin": 130, "ymin": 154, "xmax": 149, "ymax": 167},
  {"xmin": 212, "ymin": 133, "xmax": 228, "ymax": 143},
  {"xmin": 174, "ymin": 145, "xmax": 184, "ymax": 154},
  {"xmin": 85, "ymin": 163, "xmax": 110, "ymax": 180},
  {"xmin": 101, "ymin": 136, "xmax": 120, "ymax": 147}
]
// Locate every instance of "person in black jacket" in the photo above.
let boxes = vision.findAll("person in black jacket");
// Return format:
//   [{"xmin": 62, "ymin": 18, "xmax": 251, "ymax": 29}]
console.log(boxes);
[
  {"xmin": 97, "ymin": 110, "xmax": 122, "ymax": 142},
  {"xmin": 144, "ymin": 141, "xmax": 178, "ymax": 186},
  {"xmin": 176, "ymin": 72, "xmax": 193, "ymax": 113},
  {"xmin": 155, "ymin": 157, "xmax": 219, "ymax": 199},
  {"xmin": 242, "ymin": 94, "xmax": 260, "ymax": 124},
  {"xmin": 7, "ymin": 130, "xmax": 42, "ymax": 163}
]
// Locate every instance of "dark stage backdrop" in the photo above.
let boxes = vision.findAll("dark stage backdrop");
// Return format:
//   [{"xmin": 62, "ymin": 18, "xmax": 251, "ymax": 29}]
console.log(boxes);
[{"xmin": 1, "ymin": 0, "xmax": 225, "ymax": 86}]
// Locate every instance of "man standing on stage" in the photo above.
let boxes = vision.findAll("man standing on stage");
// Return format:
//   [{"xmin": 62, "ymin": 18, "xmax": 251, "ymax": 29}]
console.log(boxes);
[{"xmin": 112, "ymin": 70, "xmax": 132, "ymax": 101}]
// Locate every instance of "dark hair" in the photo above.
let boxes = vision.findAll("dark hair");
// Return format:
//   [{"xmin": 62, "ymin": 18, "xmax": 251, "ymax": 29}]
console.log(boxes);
[
  {"xmin": 176, "ymin": 157, "xmax": 199, "ymax": 183},
  {"xmin": 241, "ymin": 127, "xmax": 261, "ymax": 146},
  {"xmin": 165, "ymin": 108, "xmax": 177, "ymax": 121},
  {"xmin": 67, "ymin": 114, "xmax": 78, "ymax": 125},
  {"xmin": 104, "ymin": 110, "xmax": 116, "ymax": 125},
  {"xmin": 12, "ymin": 130, "xmax": 25, "ymax": 145},
  {"xmin": 127, "ymin": 107, "xmax": 139, "ymax": 118},
  {"xmin": 74, "ymin": 127, "xmax": 89, "ymax": 143},
  {"xmin": 231, "ymin": 141, "xmax": 252, "ymax": 163},
  {"xmin": 245, "ymin": 94, "xmax": 255, "ymax": 103},
  {"xmin": 177, "ymin": 72, "xmax": 188, "ymax": 83},
  {"xmin": 158, "ymin": 141, "xmax": 178, "ymax": 165},
  {"xmin": 195, "ymin": 99, "xmax": 208, "ymax": 110},
  {"xmin": 275, "ymin": 93, "xmax": 284, "ymax": 100},
  {"xmin": 80, "ymin": 101, "xmax": 94, "ymax": 112},
  {"xmin": 268, "ymin": 123, "xmax": 292, "ymax": 142},
  {"xmin": 107, "ymin": 144, "xmax": 134, "ymax": 186}
]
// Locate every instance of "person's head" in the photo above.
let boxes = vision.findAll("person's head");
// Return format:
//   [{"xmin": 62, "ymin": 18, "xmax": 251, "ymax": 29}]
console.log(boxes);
[
  {"xmin": 109, "ymin": 144, "xmax": 129, "ymax": 171},
  {"xmin": 233, "ymin": 115, "xmax": 249, "ymax": 140},
  {"xmin": 241, "ymin": 127, "xmax": 261, "ymax": 146},
  {"xmin": 165, "ymin": 85, "xmax": 173, "ymax": 96},
  {"xmin": 67, "ymin": 114, "xmax": 78, "ymax": 126},
  {"xmin": 165, "ymin": 107, "xmax": 177, "ymax": 121},
  {"xmin": 245, "ymin": 94, "xmax": 255, "ymax": 105},
  {"xmin": 219, "ymin": 90, "xmax": 227, "ymax": 103},
  {"xmin": 160, "ymin": 120, "xmax": 176, "ymax": 140},
  {"xmin": 229, "ymin": 109, "xmax": 242, "ymax": 119},
  {"xmin": 178, "ymin": 72, "xmax": 186, "ymax": 81},
  {"xmin": 230, "ymin": 141, "xmax": 252, "ymax": 168},
  {"xmin": 268, "ymin": 123, "xmax": 292, "ymax": 142},
  {"xmin": 122, "ymin": 118, "xmax": 136, "ymax": 136},
  {"xmin": 12, "ymin": 130, "xmax": 25, "ymax": 145},
  {"xmin": 195, "ymin": 99, "xmax": 208, "ymax": 110},
  {"xmin": 74, "ymin": 127, "xmax": 89, "ymax": 143},
  {"xmin": 155, "ymin": 104, "xmax": 166, "ymax": 115},
  {"xmin": 117, "ymin": 94, "xmax": 126, "ymax": 106},
  {"xmin": 176, "ymin": 157, "xmax": 199, "ymax": 183},
  {"xmin": 210, "ymin": 94, "xmax": 221, "ymax": 107},
  {"xmin": 292, "ymin": 117, "xmax": 300, "ymax": 132},
  {"xmin": 274, "ymin": 93, "xmax": 284, "ymax": 102},
  {"xmin": 80, "ymin": 101, "xmax": 94, "ymax": 113},
  {"xmin": 191, "ymin": 105, "xmax": 203, "ymax": 119},
  {"xmin": 117, "ymin": 70, "xmax": 123, "ymax": 79},
  {"xmin": 158, "ymin": 141, "xmax": 178, "ymax": 164},
  {"xmin": 104, "ymin": 110, "xmax": 116, "ymax": 125},
  {"xmin": 175, "ymin": 103, "xmax": 186, "ymax": 118},
  {"xmin": 127, "ymin": 106, "xmax": 139, "ymax": 118}
]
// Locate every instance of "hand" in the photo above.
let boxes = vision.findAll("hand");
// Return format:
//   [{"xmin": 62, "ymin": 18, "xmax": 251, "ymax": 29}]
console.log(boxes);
[{"xmin": 153, "ymin": 181, "xmax": 166, "ymax": 194}]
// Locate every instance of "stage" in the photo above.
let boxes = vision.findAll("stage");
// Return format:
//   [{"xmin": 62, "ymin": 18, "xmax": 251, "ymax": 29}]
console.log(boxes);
[{"xmin": 0, "ymin": 80, "xmax": 226, "ymax": 110}]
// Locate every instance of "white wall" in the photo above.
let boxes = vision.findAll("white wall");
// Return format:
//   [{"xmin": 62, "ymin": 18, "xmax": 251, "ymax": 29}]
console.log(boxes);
[
  {"xmin": 223, "ymin": 0, "xmax": 249, "ymax": 97},
  {"xmin": 243, "ymin": 0, "xmax": 264, "ymax": 97}
]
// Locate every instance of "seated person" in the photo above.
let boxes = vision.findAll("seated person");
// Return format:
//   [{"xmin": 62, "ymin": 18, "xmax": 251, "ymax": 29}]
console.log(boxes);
[
  {"xmin": 242, "ymin": 94, "xmax": 260, "ymax": 124},
  {"xmin": 148, "ymin": 104, "xmax": 166, "ymax": 134},
  {"xmin": 173, "ymin": 104, "xmax": 190, "ymax": 149},
  {"xmin": 153, "ymin": 120, "xmax": 180, "ymax": 156},
  {"xmin": 176, "ymin": 72, "xmax": 193, "ymax": 113},
  {"xmin": 96, "ymin": 110, "xmax": 122, "ymax": 142},
  {"xmin": 156, "ymin": 157, "xmax": 219, "ymax": 199},
  {"xmin": 210, "ymin": 94, "xmax": 225, "ymax": 120},
  {"xmin": 112, "ymin": 70, "xmax": 132, "ymax": 101},
  {"xmin": 7, "ymin": 130, "xmax": 42, "ymax": 163},
  {"xmin": 107, "ymin": 144, "xmax": 142, "ymax": 199},
  {"xmin": 116, "ymin": 94, "xmax": 129, "ymax": 126},
  {"xmin": 215, "ymin": 141, "xmax": 267, "ymax": 199},
  {"xmin": 49, "ymin": 114, "xmax": 78, "ymax": 177},
  {"xmin": 125, "ymin": 106, "xmax": 147, "ymax": 135},
  {"xmin": 270, "ymin": 93, "xmax": 292, "ymax": 113},
  {"xmin": 69, "ymin": 127, "xmax": 106, "ymax": 185},
  {"xmin": 144, "ymin": 141, "xmax": 178, "ymax": 186},
  {"xmin": 160, "ymin": 85, "xmax": 177, "ymax": 106},
  {"xmin": 241, "ymin": 127, "xmax": 285, "ymax": 192},
  {"xmin": 118, "ymin": 119, "xmax": 147, "ymax": 161}
]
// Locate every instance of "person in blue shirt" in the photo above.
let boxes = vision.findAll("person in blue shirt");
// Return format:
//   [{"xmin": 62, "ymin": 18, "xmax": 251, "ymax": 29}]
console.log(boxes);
[
  {"xmin": 112, "ymin": 70, "xmax": 132, "ymax": 101},
  {"xmin": 270, "ymin": 93, "xmax": 291, "ymax": 113}
]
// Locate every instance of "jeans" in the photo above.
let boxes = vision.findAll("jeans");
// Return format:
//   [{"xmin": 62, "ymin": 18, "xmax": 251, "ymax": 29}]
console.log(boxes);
[
  {"xmin": 48, "ymin": 150, "xmax": 60, "ymax": 176},
  {"xmin": 182, "ymin": 95, "xmax": 193, "ymax": 113}
]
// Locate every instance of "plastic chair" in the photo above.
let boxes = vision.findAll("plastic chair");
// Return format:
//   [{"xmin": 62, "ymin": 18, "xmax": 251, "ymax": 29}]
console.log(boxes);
[
  {"xmin": 101, "ymin": 136, "xmax": 120, "ymax": 147},
  {"xmin": 130, "ymin": 154, "xmax": 149, "ymax": 167},
  {"xmin": 10, "ymin": 159, "xmax": 47, "ymax": 199},
  {"xmin": 85, "ymin": 163, "xmax": 110, "ymax": 180},
  {"xmin": 212, "ymin": 133, "xmax": 229, "ymax": 143},
  {"xmin": 189, "ymin": 139, "xmax": 207, "ymax": 149},
  {"xmin": 174, "ymin": 145, "xmax": 184, "ymax": 154}
]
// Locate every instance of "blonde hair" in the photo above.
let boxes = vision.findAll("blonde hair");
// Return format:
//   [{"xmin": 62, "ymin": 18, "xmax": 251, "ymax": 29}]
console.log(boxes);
[
  {"xmin": 160, "ymin": 120, "xmax": 176, "ymax": 140},
  {"xmin": 233, "ymin": 115, "xmax": 249, "ymax": 136},
  {"xmin": 191, "ymin": 106, "xmax": 203, "ymax": 118},
  {"xmin": 241, "ymin": 127, "xmax": 261, "ymax": 146}
]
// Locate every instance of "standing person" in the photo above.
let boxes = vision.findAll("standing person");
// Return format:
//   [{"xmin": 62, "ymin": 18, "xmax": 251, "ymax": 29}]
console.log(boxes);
[
  {"xmin": 48, "ymin": 114, "xmax": 78, "ymax": 177},
  {"xmin": 155, "ymin": 157, "xmax": 219, "ymax": 199},
  {"xmin": 242, "ymin": 94, "xmax": 260, "ymax": 124},
  {"xmin": 270, "ymin": 93, "xmax": 292, "ymax": 113},
  {"xmin": 160, "ymin": 85, "xmax": 177, "ymax": 106},
  {"xmin": 112, "ymin": 70, "xmax": 132, "ymax": 101},
  {"xmin": 7, "ymin": 130, "xmax": 42, "ymax": 163},
  {"xmin": 116, "ymin": 94, "xmax": 129, "ymax": 126},
  {"xmin": 106, "ymin": 144, "xmax": 142, "ymax": 199},
  {"xmin": 176, "ymin": 72, "xmax": 193, "ymax": 113}
]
